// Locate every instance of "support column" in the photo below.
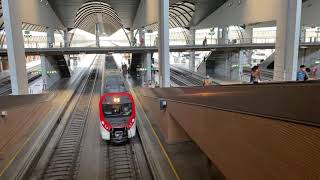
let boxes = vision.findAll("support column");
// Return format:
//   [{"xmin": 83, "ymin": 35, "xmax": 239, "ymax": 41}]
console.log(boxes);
[
  {"xmin": 130, "ymin": 29, "xmax": 135, "ymax": 47},
  {"xmin": 274, "ymin": 0, "xmax": 302, "ymax": 81},
  {"xmin": 47, "ymin": 28, "xmax": 55, "ymax": 48},
  {"xmin": 145, "ymin": 53, "xmax": 152, "ymax": 83},
  {"xmin": 225, "ymin": 53, "xmax": 232, "ymax": 79},
  {"xmin": 300, "ymin": 26, "xmax": 306, "ymax": 43},
  {"xmin": 239, "ymin": 50, "xmax": 246, "ymax": 81},
  {"xmin": 139, "ymin": 29, "xmax": 145, "ymax": 47},
  {"xmin": 0, "ymin": 58, "xmax": 3, "ymax": 72},
  {"xmin": 3, "ymin": 0, "xmax": 28, "ymax": 95},
  {"xmin": 64, "ymin": 30, "xmax": 71, "ymax": 66},
  {"xmin": 189, "ymin": 29, "xmax": 196, "ymax": 71},
  {"xmin": 218, "ymin": 27, "xmax": 229, "ymax": 44},
  {"xmin": 64, "ymin": 30, "xmax": 71, "ymax": 48},
  {"xmin": 95, "ymin": 23, "xmax": 100, "ymax": 48},
  {"xmin": 158, "ymin": 0, "xmax": 170, "ymax": 87},
  {"xmin": 40, "ymin": 55, "xmax": 47, "ymax": 90},
  {"xmin": 242, "ymin": 26, "xmax": 253, "ymax": 43}
]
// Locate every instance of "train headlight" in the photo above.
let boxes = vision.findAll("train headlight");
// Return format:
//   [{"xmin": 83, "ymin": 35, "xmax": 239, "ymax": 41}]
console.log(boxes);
[{"xmin": 113, "ymin": 97, "xmax": 120, "ymax": 103}]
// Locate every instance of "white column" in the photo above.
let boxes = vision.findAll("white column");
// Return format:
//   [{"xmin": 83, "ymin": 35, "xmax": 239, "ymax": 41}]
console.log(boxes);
[
  {"xmin": 47, "ymin": 28, "xmax": 55, "ymax": 48},
  {"xmin": 189, "ymin": 29, "xmax": 196, "ymax": 71},
  {"xmin": 218, "ymin": 27, "xmax": 229, "ymax": 44},
  {"xmin": 139, "ymin": 29, "xmax": 145, "ymax": 47},
  {"xmin": 95, "ymin": 23, "xmax": 100, "ymax": 48},
  {"xmin": 239, "ymin": 50, "xmax": 246, "ymax": 81},
  {"xmin": 274, "ymin": 0, "xmax": 302, "ymax": 81},
  {"xmin": 130, "ymin": 30, "xmax": 134, "ymax": 47},
  {"xmin": 145, "ymin": 53, "xmax": 152, "ymax": 83},
  {"xmin": 225, "ymin": 53, "xmax": 232, "ymax": 79},
  {"xmin": 64, "ymin": 30, "xmax": 71, "ymax": 48},
  {"xmin": 63, "ymin": 30, "xmax": 71, "ymax": 66},
  {"xmin": 0, "ymin": 58, "xmax": 3, "ymax": 72},
  {"xmin": 40, "ymin": 55, "xmax": 47, "ymax": 90},
  {"xmin": 158, "ymin": 0, "xmax": 170, "ymax": 87},
  {"xmin": 242, "ymin": 26, "xmax": 253, "ymax": 43},
  {"xmin": 2, "ymin": 0, "xmax": 28, "ymax": 95},
  {"xmin": 300, "ymin": 26, "xmax": 306, "ymax": 43}
]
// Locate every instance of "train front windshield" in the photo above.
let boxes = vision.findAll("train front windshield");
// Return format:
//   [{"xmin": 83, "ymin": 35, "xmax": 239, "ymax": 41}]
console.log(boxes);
[{"xmin": 103, "ymin": 103, "xmax": 132, "ymax": 118}]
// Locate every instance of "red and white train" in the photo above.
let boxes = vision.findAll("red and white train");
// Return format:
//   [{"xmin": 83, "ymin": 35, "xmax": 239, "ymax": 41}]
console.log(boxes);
[{"xmin": 99, "ymin": 55, "xmax": 137, "ymax": 143}]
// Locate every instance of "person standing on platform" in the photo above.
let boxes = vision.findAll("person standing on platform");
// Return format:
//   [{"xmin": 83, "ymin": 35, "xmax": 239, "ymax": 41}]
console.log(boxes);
[
  {"xmin": 297, "ymin": 65, "xmax": 309, "ymax": 81},
  {"xmin": 140, "ymin": 36, "xmax": 145, "ymax": 47},
  {"xmin": 250, "ymin": 65, "xmax": 261, "ymax": 84},
  {"xmin": 203, "ymin": 75, "xmax": 213, "ymax": 86},
  {"xmin": 203, "ymin": 36, "xmax": 207, "ymax": 46},
  {"xmin": 312, "ymin": 64, "xmax": 319, "ymax": 80}
]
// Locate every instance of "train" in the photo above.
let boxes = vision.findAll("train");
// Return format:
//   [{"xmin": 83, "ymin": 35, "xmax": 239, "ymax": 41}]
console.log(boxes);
[{"xmin": 99, "ymin": 55, "xmax": 137, "ymax": 143}]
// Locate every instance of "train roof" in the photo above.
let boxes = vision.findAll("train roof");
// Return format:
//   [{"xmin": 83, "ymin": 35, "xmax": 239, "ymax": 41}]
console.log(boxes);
[{"xmin": 104, "ymin": 74, "xmax": 128, "ymax": 93}]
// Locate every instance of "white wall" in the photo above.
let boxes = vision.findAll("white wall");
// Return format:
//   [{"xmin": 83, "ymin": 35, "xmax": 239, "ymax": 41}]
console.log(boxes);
[
  {"xmin": 301, "ymin": 0, "xmax": 320, "ymax": 26},
  {"xmin": 18, "ymin": 0, "xmax": 65, "ymax": 29},
  {"xmin": 133, "ymin": 0, "xmax": 159, "ymax": 29},
  {"xmin": 196, "ymin": 0, "xmax": 320, "ymax": 29},
  {"xmin": 196, "ymin": 0, "xmax": 281, "ymax": 29}
]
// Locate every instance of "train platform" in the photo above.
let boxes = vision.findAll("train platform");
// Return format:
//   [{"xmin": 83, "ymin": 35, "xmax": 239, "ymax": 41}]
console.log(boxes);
[
  {"xmin": 135, "ymin": 81, "xmax": 320, "ymax": 180},
  {"xmin": 127, "ymin": 76, "xmax": 222, "ymax": 180},
  {"xmin": 0, "ymin": 57, "xmax": 94, "ymax": 179}
]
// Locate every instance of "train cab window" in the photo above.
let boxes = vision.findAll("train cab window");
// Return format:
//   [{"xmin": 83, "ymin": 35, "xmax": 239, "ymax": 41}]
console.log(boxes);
[{"xmin": 103, "ymin": 103, "xmax": 132, "ymax": 118}]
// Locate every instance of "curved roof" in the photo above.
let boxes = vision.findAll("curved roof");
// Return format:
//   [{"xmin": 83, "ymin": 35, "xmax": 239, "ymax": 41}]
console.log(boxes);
[
  {"xmin": 145, "ymin": 1, "xmax": 195, "ymax": 32},
  {"xmin": 144, "ymin": 1, "xmax": 195, "ymax": 42},
  {"xmin": 74, "ymin": 1, "xmax": 123, "ymax": 35}
]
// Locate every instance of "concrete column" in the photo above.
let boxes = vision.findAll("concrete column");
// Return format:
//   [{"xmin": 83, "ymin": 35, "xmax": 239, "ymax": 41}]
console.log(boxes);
[
  {"xmin": 47, "ymin": 28, "xmax": 55, "ymax": 48},
  {"xmin": 239, "ymin": 50, "xmax": 246, "ymax": 81},
  {"xmin": 40, "ymin": 55, "xmax": 47, "ymax": 90},
  {"xmin": 145, "ymin": 53, "xmax": 152, "ymax": 83},
  {"xmin": 0, "ymin": 58, "xmax": 3, "ymax": 72},
  {"xmin": 300, "ymin": 26, "xmax": 306, "ymax": 43},
  {"xmin": 274, "ymin": 0, "xmax": 302, "ymax": 81},
  {"xmin": 225, "ymin": 53, "xmax": 232, "ymax": 79},
  {"xmin": 64, "ymin": 30, "xmax": 71, "ymax": 48},
  {"xmin": 63, "ymin": 30, "xmax": 71, "ymax": 66},
  {"xmin": 2, "ymin": 0, "xmax": 28, "ymax": 95},
  {"xmin": 218, "ymin": 27, "xmax": 229, "ymax": 44},
  {"xmin": 130, "ymin": 30, "xmax": 135, "ymax": 47},
  {"xmin": 158, "ymin": 0, "xmax": 170, "ymax": 87},
  {"xmin": 95, "ymin": 23, "xmax": 100, "ymax": 48},
  {"xmin": 242, "ymin": 26, "xmax": 253, "ymax": 43},
  {"xmin": 189, "ymin": 29, "xmax": 196, "ymax": 71},
  {"xmin": 139, "ymin": 29, "xmax": 145, "ymax": 47}
]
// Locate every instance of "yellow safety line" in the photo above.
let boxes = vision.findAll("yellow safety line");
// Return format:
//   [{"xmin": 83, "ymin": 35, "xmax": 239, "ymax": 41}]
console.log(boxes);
[{"xmin": 131, "ymin": 88, "xmax": 181, "ymax": 180}]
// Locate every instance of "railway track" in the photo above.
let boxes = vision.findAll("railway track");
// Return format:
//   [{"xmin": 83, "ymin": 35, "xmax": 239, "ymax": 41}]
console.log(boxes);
[
  {"xmin": 106, "ymin": 139, "xmax": 142, "ymax": 180},
  {"xmin": 25, "ymin": 56, "xmax": 152, "ymax": 180},
  {"xmin": 40, "ymin": 64, "xmax": 98, "ymax": 179},
  {"xmin": 0, "ymin": 74, "xmax": 41, "ymax": 95}
]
